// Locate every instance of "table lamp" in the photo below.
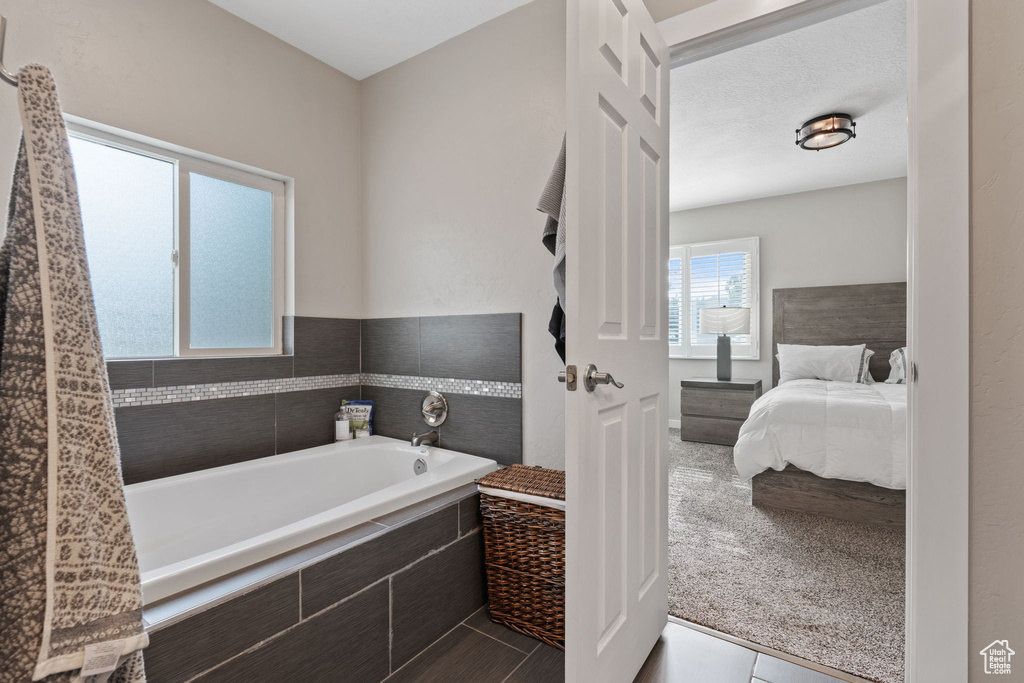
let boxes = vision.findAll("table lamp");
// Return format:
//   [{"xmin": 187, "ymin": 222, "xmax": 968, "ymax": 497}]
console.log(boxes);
[{"xmin": 699, "ymin": 306, "xmax": 751, "ymax": 381}]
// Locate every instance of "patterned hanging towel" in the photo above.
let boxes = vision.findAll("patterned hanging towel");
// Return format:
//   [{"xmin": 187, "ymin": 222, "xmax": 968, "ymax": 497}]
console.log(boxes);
[{"xmin": 0, "ymin": 66, "xmax": 147, "ymax": 682}]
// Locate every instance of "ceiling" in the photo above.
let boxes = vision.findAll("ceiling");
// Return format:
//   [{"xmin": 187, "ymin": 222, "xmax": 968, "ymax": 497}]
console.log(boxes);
[
  {"xmin": 670, "ymin": 0, "xmax": 907, "ymax": 211},
  {"xmin": 643, "ymin": 0, "xmax": 714, "ymax": 23},
  {"xmin": 207, "ymin": 0, "xmax": 534, "ymax": 81}
]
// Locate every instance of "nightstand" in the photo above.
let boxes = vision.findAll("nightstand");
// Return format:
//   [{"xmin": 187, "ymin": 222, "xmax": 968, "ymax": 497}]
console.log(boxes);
[{"xmin": 679, "ymin": 378, "xmax": 763, "ymax": 446}]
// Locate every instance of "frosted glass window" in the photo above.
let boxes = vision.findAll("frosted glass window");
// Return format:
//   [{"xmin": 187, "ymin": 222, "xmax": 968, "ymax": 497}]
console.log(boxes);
[
  {"xmin": 71, "ymin": 137, "xmax": 174, "ymax": 358},
  {"xmin": 68, "ymin": 126, "xmax": 283, "ymax": 359},
  {"xmin": 188, "ymin": 173, "xmax": 274, "ymax": 349}
]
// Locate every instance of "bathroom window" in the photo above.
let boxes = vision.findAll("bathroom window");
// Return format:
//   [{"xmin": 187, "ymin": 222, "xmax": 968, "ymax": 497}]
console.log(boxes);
[
  {"xmin": 668, "ymin": 237, "xmax": 759, "ymax": 359},
  {"xmin": 68, "ymin": 123, "xmax": 286, "ymax": 359}
]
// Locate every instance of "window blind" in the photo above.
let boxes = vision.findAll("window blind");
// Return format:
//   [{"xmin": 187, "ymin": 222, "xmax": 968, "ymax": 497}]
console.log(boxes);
[{"xmin": 668, "ymin": 237, "xmax": 759, "ymax": 358}]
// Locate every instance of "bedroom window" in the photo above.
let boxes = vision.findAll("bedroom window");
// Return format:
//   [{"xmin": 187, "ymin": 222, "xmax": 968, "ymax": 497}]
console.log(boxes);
[
  {"xmin": 669, "ymin": 237, "xmax": 759, "ymax": 359},
  {"xmin": 67, "ymin": 123, "xmax": 287, "ymax": 359}
]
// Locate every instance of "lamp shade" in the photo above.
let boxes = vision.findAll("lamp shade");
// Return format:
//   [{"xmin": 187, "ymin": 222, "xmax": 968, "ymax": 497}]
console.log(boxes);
[{"xmin": 700, "ymin": 307, "xmax": 750, "ymax": 335}]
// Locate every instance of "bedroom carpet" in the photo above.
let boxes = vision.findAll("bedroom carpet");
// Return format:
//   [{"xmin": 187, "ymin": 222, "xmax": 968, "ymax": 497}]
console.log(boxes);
[{"xmin": 668, "ymin": 430, "xmax": 905, "ymax": 683}]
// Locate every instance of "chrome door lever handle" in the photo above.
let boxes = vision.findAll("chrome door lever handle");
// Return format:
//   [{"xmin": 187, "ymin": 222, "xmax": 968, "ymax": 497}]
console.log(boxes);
[{"xmin": 583, "ymin": 364, "xmax": 625, "ymax": 392}]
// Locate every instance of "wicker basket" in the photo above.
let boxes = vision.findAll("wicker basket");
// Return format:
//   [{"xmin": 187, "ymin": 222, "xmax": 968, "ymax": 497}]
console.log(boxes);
[{"xmin": 477, "ymin": 464, "xmax": 566, "ymax": 650}]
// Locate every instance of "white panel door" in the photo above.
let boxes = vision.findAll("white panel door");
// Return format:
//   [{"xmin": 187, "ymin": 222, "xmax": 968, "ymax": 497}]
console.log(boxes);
[{"xmin": 564, "ymin": 0, "xmax": 669, "ymax": 681}]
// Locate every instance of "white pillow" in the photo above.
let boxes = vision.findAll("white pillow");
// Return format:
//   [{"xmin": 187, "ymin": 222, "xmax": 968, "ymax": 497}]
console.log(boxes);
[
  {"xmin": 885, "ymin": 347, "xmax": 908, "ymax": 384},
  {"xmin": 777, "ymin": 344, "xmax": 866, "ymax": 384}
]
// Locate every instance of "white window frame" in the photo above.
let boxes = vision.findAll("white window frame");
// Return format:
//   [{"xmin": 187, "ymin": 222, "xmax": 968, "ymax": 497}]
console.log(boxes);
[
  {"xmin": 66, "ymin": 121, "xmax": 287, "ymax": 359},
  {"xmin": 669, "ymin": 236, "xmax": 759, "ymax": 360}
]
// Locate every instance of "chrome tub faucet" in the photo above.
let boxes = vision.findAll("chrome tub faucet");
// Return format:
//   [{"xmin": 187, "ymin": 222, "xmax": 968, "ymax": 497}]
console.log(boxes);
[{"xmin": 411, "ymin": 431, "xmax": 439, "ymax": 448}]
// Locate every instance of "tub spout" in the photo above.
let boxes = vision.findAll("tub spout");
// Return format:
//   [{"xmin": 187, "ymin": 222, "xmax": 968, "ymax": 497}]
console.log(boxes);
[{"xmin": 411, "ymin": 431, "xmax": 439, "ymax": 448}]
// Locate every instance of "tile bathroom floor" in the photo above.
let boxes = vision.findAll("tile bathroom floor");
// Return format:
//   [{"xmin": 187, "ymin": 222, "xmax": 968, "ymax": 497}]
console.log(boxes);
[{"xmin": 386, "ymin": 607, "xmax": 851, "ymax": 682}]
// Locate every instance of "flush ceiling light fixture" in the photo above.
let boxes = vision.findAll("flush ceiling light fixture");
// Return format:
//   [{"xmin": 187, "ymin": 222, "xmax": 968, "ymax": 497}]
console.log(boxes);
[{"xmin": 795, "ymin": 113, "xmax": 856, "ymax": 151}]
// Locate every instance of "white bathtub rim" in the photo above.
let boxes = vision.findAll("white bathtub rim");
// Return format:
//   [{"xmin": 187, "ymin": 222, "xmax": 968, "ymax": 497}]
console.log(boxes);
[
  {"xmin": 142, "ymin": 483, "xmax": 482, "ymax": 632},
  {"xmin": 126, "ymin": 435, "xmax": 425, "ymax": 494},
  {"xmin": 140, "ymin": 463, "xmax": 487, "ymax": 602},
  {"xmin": 131, "ymin": 436, "xmax": 497, "ymax": 605}
]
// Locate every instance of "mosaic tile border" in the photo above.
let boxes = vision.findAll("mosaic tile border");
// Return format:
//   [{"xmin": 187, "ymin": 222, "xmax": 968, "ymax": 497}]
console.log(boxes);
[
  {"xmin": 360, "ymin": 373, "xmax": 522, "ymax": 399},
  {"xmin": 111, "ymin": 373, "xmax": 361, "ymax": 408},
  {"xmin": 111, "ymin": 372, "xmax": 522, "ymax": 408}
]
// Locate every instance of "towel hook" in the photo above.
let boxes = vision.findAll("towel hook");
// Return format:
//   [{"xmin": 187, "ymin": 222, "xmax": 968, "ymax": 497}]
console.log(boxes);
[{"xmin": 0, "ymin": 16, "xmax": 19, "ymax": 87}]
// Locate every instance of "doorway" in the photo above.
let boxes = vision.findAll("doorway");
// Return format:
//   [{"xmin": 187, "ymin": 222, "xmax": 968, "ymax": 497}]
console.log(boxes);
[
  {"xmin": 563, "ymin": 1, "xmax": 969, "ymax": 682},
  {"xmin": 666, "ymin": 2, "xmax": 907, "ymax": 681}
]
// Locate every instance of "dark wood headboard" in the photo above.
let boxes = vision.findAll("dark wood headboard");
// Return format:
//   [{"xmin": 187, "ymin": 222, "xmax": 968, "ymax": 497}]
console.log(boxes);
[{"xmin": 772, "ymin": 282, "xmax": 907, "ymax": 387}]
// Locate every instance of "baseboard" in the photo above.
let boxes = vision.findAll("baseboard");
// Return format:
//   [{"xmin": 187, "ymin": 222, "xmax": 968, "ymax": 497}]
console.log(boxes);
[{"xmin": 668, "ymin": 418, "xmax": 680, "ymax": 429}]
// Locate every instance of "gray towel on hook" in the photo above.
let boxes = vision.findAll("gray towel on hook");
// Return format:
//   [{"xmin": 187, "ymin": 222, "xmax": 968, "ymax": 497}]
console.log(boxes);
[
  {"xmin": 0, "ymin": 65, "xmax": 147, "ymax": 683},
  {"xmin": 538, "ymin": 134, "xmax": 566, "ymax": 313}
]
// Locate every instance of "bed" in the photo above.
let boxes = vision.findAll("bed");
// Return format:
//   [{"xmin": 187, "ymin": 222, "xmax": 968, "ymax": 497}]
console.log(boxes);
[{"xmin": 735, "ymin": 282, "xmax": 908, "ymax": 527}]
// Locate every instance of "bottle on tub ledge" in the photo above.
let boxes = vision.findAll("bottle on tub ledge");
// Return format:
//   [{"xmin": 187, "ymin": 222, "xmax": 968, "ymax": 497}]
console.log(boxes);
[{"xmin": 335, "ymin": 399, "xmax": 375, "ymax": 441}]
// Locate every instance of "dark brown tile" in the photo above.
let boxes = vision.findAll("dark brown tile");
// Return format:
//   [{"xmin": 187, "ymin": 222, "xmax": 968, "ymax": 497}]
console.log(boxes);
[
  {"xmin": 359, "ymin": 385, "xmax": 427, "ymax": 442},
  {"xmin": 300, "ymin": 505, "xmax": 458, "ymax": 617},
  {"xmin": 281, "ymin": 315, "xmax": 295, "ymax": 355},
  {"xmin": 459, "ymin": 494, "xmax": 481, "ymax": 536},
  {"xmin": 115, "ymin": 395, "xmax": 276, "ymax": 484},
  {"xmin": 440, "ymin": 394, "xmax": 522, "ymax": 465},
  {"xmin": 106, "ymin": 360, "xmax": 153, "ymax": 390},
  {"xmin": 361, "ymin": 317, "xmax": 420, "ymax": 375},
  {"xmin": 144, "ymin": 575, "xmax": 299, "ymax": 683},
  {"xmin": 293, "ymin": 316, "xmax": 360, "ymax": 377},
  {"xmin": 391, "ymin": 532, "xmax": 487, "ymax": 670},
  {"xmin": 463, "ymin": 607, "xmax": 539, "ymax": 654},
  {"xmin": 385, "ymin": 625, "xmax": 525, "ymax": 682},
  {"xmin": 505, "ymin": 642, "xmax": 564, "ymax": 683},
  {"xmin": 753, "ymin": 653, "xmax": 847, "ymax": 683},
  {"xmin": 142, "ymin": 522, "xmax": 386, "ymax": 630},
  {"xmin": 152, "ymin": 356, "xmax": 292, "ymax": 386},
  {"xmin": 419, "ymin": 313, "xmax": 521, "ymax": 382},
  {"xmin": 275, "ymin": 386, "xmax": 360, "ymax": 454},
  {"xmin": 633, "ymin": 622, "xmax": 757, "ymax": 683},
  {"xmin": 195, "ymin": 581, "xmax": 389, "ymax": 683}
]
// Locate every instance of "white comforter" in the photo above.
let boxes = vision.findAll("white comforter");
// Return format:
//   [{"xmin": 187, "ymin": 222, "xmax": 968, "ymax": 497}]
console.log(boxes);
[{"xmin": 733, "ymin": 379, "xmax": 907, "ymax": 489}]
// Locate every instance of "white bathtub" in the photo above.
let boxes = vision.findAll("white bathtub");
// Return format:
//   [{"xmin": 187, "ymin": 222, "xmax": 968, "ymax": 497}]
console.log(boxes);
[{"xmin": 124, "ymin": 435, "xmax": 498, "ymax": 604}]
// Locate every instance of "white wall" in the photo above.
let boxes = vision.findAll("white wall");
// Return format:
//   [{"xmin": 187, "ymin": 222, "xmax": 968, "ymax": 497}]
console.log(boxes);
[
  {"xmin": 668, "ymin": 177, "xmax": 908, "ymax": 421},
  {"xmin": 0, "ymin": 0, "xmax": 363, "ymax": 318},
  {"xmin": 970, "ymin": 0, "xmax": 1024, "ymax": 674},
  {"xmin": 359, "ymin": 0, "xmax": 567, "ymax": 469}
]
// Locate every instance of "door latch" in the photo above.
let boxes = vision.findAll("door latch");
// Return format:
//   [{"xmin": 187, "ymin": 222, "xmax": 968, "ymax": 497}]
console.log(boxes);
[{"xmin": 558, "ymin": 365, "xmax": 577, "ymax": 391}]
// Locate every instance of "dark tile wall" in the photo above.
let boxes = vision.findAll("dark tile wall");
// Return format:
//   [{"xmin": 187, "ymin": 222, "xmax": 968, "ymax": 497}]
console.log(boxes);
[
  {"xmin": 110, "ymin": 316, "xmax": 361, "ymax": 485},
  {"xmin": 116, "ymin": 395, "xmax": 277, "ymax": 484},
  {"xmin": 419, "ymin": 314, "xmax": 521, "ymax": 382},
  {"xmin": 361, "ymin": 317, "xmax": 420, "ymax": 375},
  {"xmin": 292, "ymin": 316, "xmax": 360, "ymax": 377},
  {"xmin": 359, "ymin": 386, "xmax": 427, "ymax": 444},
  {"xmin": 109, "ymin": 313, "xmax": 524, "ymax": 484},
  {"xmin": 146, "ymin": 494, "xmax": 486, "ymax": 683},
  {"xmin": 391, "ymin": 532, "xmax": 487, "ymax": 669},
  {"xmin": 106, "ymin": 317, "xmax": 361, "ymax": 392},
  {"xmin": 300, "ymin": 506, "xmax": 458, "ymax": 616},
  {"xmin": 362, "ymin": 313, "xmax": 523, "ymax": 465},
  {"xmin": 441, "ymin": 393, "xmax": 523, "ymax": 465},
  {"xmin": 145, "ymin": 576, "xmax": 300, "ymax": 682},
  {"xmin": 275, "ymin": 387, "xmax": 359, "ymax": 454}
]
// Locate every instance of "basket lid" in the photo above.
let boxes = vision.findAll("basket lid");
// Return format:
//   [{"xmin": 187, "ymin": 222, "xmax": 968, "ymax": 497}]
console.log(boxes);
[{"xmin": 477, "ymin": 463, "xmax": 565, "ymax": 501}]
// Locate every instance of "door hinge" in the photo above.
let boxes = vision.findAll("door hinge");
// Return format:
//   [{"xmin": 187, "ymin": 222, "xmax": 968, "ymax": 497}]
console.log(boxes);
[
  {"xmin": 910, "ymin": 361, "xmax": 918, "ymax": 382},
  {"xmin": 171, "ymin": 249, "xmax": 179, "ymax": 266}
]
